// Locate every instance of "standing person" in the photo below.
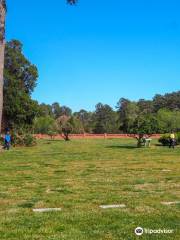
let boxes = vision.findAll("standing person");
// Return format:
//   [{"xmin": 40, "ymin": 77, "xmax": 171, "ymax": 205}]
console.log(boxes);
[
  {"xmin": 169, "ymin": 131, "xmax": 176, "ymax": 149},
  {"xmin": 4, "ymin": 131, "xmax": 11, "ymax": 150}
]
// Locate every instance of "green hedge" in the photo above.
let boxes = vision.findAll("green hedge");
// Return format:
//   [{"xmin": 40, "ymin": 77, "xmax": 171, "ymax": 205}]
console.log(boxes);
[{"xmin": 159, "ymin": 133, "xmax": 180, "ymax": 146}]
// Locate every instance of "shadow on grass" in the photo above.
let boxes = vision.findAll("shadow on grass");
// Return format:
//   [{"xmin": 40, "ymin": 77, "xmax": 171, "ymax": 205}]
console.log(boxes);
[
  {"xmin": 155, "ymin": 144, "xmax": 179, "ymax": 148},
  {"xmin": 155, "ymin": 144, "xmax": 166, "ymax": 147},
  {"xmin": 106, "ymin": 145, "xmax": 137, "ymax": 149},
  {"xmin": 44, "ymin": 140, "xmax": 64, "ymax": 144}
]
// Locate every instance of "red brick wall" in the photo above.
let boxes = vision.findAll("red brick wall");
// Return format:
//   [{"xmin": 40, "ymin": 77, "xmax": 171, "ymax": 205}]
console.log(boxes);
[{"xmin": 34, "ymin": 133, "xmax": 161, "ymax": 140}]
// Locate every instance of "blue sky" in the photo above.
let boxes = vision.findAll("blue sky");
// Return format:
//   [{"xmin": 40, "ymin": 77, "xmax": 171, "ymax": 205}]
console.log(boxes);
[{"xmin": 6, "ymin": 0, "xmax": 180, "ymax": 111}]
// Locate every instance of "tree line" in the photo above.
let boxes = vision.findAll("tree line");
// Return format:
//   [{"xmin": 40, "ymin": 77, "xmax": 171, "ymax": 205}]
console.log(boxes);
[{"xmin": 2, "ymin": 40, "xmax": 180, "ymax": 135}]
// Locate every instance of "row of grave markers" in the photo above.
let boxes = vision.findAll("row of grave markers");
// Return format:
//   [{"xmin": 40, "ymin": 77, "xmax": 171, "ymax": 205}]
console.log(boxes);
[{"xmin": 32, "ymin": 201, "xmax": 180, "ymax": 213}]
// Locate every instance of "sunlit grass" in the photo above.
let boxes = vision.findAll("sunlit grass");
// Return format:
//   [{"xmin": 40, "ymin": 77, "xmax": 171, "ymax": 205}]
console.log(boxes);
[{"xmin": 0, "ymin": 139, "xmax": 179, "ymax": 239}]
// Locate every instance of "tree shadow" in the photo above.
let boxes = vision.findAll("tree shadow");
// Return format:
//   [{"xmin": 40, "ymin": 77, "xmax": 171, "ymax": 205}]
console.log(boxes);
[
  {"xmin": 155, "ymin": 144, "xmax": 165, "ymax": 147},
  {"xmin": 44, "ymin": 140, "xmax": 64, "ymax": 144},
  {"xmin": 106, "ymin": 145, "xmax": 137, "ymax": 149}
]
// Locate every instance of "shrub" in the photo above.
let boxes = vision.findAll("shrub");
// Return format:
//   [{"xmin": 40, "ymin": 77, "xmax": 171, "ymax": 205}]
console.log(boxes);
[
  {"xmin": 23, "ymin": 133, "xmax": 36, "ymax": 146},
  {"xmin": 11, "ymin": 131, "xmax": 36, "ymax": 147},
  {"xmin": 158, "ymin": 134, "xmax": 170, "ymax": 146},
  {"xmin": 158, "ymin": 133, "xmax": 180, "ymax": 146}
]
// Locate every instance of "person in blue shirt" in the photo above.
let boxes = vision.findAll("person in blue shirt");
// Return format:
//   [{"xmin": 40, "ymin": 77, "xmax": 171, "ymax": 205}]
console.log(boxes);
[{"xmin": 4, "ymin": 131, "xmax": 11, "ymax": 150}]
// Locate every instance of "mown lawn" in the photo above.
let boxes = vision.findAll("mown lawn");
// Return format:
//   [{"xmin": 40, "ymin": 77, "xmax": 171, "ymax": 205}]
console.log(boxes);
[{"xmin": 0, "ymin": 139, "xmax": 179, "ymax": 240}]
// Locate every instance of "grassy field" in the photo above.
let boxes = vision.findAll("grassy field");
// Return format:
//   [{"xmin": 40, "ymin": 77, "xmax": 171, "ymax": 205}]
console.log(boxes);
[{"xmin": 0, "ymin": 139, "xmax": 179, "ymax": 240}]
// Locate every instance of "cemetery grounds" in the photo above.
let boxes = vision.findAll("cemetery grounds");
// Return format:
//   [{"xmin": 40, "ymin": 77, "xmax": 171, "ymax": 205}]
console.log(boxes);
[{"xmin": 0, "ymin": 139, "xmax": 179, "ymax": 240}]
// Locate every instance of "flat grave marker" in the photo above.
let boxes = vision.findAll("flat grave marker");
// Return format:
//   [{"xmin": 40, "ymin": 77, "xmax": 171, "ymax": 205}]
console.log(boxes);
[
  {"xmin": 33, "ymin": 208, "xmax": 62, "ymax": 213},
  {"xmin": 161, "ymin": 201, "xmax": 180, "ymax": 206},
  {"xmin": 100, "ymin": 204, "xmax": 126, "ymax": 209}
]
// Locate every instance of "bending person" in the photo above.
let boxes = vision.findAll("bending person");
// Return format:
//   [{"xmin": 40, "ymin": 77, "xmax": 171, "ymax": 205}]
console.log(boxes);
[{"xmin": 169, "ymin": 131, "xmax": 176, "ymax": 149}]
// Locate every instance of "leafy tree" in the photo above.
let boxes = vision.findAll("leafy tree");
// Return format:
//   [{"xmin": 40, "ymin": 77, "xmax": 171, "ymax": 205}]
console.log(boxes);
[
  {"xmin": 153, "ymin": 91, "xmax": 180, "ymax": 112},
  {"xmin": 56, "ymin": 114, "xmax": 83, "ymax": 134},
  {"xmin": 117, "ymin": 98, "xmax": 159, "ymax": 146},
  {"xmin": 117, "ymin": 99, "xmax": 139, "ymax": 133},
  {"xmin": 33, "ymin": 116, "xmax": 57, "ymax": 135},
  {"xmin": 137, "ymin": 99, "xmax": 154, "ymax": 114},
  {"xmin": 62, "ymin": 122, "xmax": 73, "ymax": 141},
  {"xmin": 56, "ymin": 115, "xmax": 70, "ymax": 127},
  {"xmin": 157, "ymin": 109, "xmax": 180, "ymax": 133},
  {"xmin": 39, "ymin": 103, "xmax": 72, "ymax": 119},
  {"xmin": 69, "ymin": 116, "xmax": 84, "ymax": 133},
  {"xmin": 74, "ymin": 109, "xmax": 94, "ymax": 132},
  {"xmin": 59, "ymin": 106, "xmax": 72, "ymax": 117},
  {"xmin": 117, "ymin": 93, "xmax": 180, "ymax": 136},
  {"xmin": 4, "ymin": 40, "xmax": 38, "ymax": 94},
  {"xmin": 39, "ymin": 103, "xmax": 53, "ymax": 117},
  {"xmin": 128, "ymin": 114, "xmax": 158, "ymax": 147},
  {"xmin": 153, "ymin": 94, "xmax": 167, "ymax": 112},
  {"xmin": 56, "ymin": 115, "xmax": 72, "ymax": 140},
  {"xmin": 3, "ymin": 40, "xmax": 39, "ymax": 129},
  {"xmin": 93, "ymin": 103, "xmax": 119, "ymax": 134},
  {"xmin": 131, "ymin": 114, "xmax": 158, "ymax": 134},
  {"xmin": 52, "ymin": 102, "xmax": 61, "ymax": 119}
]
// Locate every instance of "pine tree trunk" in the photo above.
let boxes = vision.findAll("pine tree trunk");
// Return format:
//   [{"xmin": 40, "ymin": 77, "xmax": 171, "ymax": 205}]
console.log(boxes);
[
  {"xmin": 0, "ymin": 1, "xmax": 6, "ymax": 132},
  {"xmin": 0, "ymin": 41, "xmax": 5, "ymax": 132}
]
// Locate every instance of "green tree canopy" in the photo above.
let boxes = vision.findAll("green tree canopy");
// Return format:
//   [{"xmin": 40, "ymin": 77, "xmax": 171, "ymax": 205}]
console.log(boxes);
[
  {"xmin": 74, "ymin": 109, "xmax": 94, "ymax": 133},
  {"xmin": 117, "ymin": 99, "xmax": 139, "ymax": 133},
  {"xmin": 157, "ymin": 109, "xmax": 180, "ymax": 133},
  {"xmin": 93, "ymin": 103, "xmax": 119, "ymax": 134},
  {"xmin": 33, "ymin": 116, "xmax": 57, "ymax": 134},
  {"xmin": 59, "ymin": 106, "xmax": 72, "ymax": 117},
  {"xmin": 52, "ymin": 102, "xmax": 61, "ymax": 119},
  {"xmin": 3, "ymin": 40, "xmax": 39, "ymax": 129}
]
